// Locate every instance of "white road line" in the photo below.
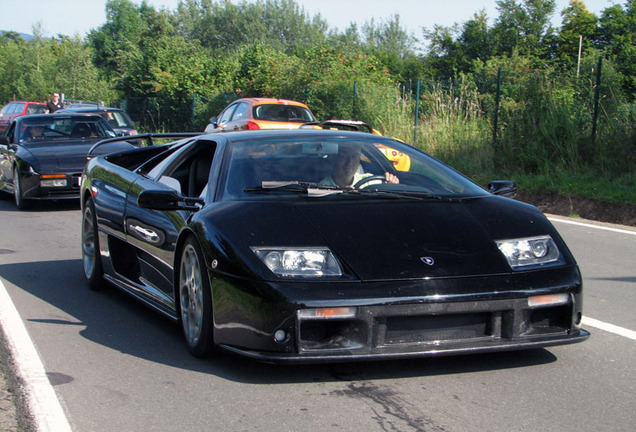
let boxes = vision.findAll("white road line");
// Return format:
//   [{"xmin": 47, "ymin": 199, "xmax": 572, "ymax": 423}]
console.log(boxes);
[
  {"xmin": 0, "ymin": 279, "xmax": 73, "ymax": 432},
  {"xmin": 582, "ymin": 316, "xmax": 636, "ymax": 341},
  {"xmin": 548, "ymin": 217, "xmax": 636, "ymax": 236}
]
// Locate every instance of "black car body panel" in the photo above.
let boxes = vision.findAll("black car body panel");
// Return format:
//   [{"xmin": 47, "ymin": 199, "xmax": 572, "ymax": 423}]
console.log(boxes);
[{"xmin": 80, "ymin": 130, "xmax": 588, "ymax": 362}]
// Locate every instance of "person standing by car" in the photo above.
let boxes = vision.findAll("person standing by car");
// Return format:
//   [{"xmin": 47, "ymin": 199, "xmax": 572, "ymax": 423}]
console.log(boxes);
[{"xmin": 45, "ymin": 92, "xmax": 64, "ymax": 113}]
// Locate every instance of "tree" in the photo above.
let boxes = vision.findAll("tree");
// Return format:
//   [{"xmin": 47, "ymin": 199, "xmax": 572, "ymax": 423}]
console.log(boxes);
[
  {"xmin": 492, "ymin": 0, "xmax": 557, "ymax": 57},
  {"xmin": 460, "ymin": 10, "xmax": 495, "ymax": 63},
  {"xmin": 53, "ymin": 37, "xmax": 114, "ymax": 101},
  {"xmin": 422, "ymin": 24, "xmax": 469, "ymax": 78},
  {"xmin": 88, "ymin": 0, "xmax": 150, "ymax": 79},
  {"xmin": 362, "ymin": 15, "xmax": 419, "ymax": 81},
  {"xmin": 172, "ymin": 0, "xmax": 327, "ymax": 53},
  {"xmin": 556, "ymin": 0, "xmax": 599, "ymax": 66},
  {"xmin": 597, "ymin": 0, "xmax": 636, "ymax": 98}
]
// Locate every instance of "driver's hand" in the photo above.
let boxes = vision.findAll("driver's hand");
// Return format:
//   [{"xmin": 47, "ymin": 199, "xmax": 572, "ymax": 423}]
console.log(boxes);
[{"xmin": 385, "ymin": 172, "xmax": 399, "ymax": 184}]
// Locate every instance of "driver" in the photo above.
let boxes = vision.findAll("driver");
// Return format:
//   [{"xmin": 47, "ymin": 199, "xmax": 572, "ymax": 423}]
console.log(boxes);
[
  {"xmin": 22, "ymin": 125, "xmax": 44, "ymax": 142},
  {"xmin": 321, "ymin": 144, "xmax": 399, "ymax": 188}
]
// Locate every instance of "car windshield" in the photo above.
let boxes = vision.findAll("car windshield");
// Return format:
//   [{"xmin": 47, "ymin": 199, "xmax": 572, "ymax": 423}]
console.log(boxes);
[
  {"xmin": 19, "ymin": 117, "xmax": 113, "ymax": 143},
  {"xmin": 253, "ymin": 104, "xmax": 315, "ymax": 122},
  {"xmin": 99, "ymin": 110, "xmax": 134, "ymax": 128},
  {"xmin": 219, "ymin": 136, "xmax": 488, "ymax": 201}
]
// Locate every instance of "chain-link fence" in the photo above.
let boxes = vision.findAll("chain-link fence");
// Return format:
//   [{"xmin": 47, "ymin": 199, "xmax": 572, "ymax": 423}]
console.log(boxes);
[{"xmin": 111, "ymin": 64, "xmax": 634, "ymax": 176}]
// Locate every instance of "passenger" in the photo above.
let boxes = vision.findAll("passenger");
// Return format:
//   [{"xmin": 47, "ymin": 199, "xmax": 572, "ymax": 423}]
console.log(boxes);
[{"xmin": 322, "ymin": 144, "xmax": 399, "ymax": 188}]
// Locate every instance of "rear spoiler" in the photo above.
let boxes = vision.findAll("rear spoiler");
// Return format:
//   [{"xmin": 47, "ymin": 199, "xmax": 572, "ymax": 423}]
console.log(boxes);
[{"xmin": 87, "ymin": 132, "xmax": 200, "ymax": 157}]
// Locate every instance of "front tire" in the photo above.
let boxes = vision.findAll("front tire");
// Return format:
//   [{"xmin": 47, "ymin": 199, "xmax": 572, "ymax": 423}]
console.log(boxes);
[
  {"xmin": 179, "ymin": 236, "xmax": 216, "ymax": 357},
  {"xmin": 13, "ymin": 167, "xmax": 28, "ymax": 210},
  {"xmin": 81, "ymin": 197, "xmax": 105, "ymax": 290}
]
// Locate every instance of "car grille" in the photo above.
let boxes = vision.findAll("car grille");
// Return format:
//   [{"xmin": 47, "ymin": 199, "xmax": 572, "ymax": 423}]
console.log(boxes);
[{"xmin": 385, "ymin": 313, "xmax": 491, "ymax": 344}]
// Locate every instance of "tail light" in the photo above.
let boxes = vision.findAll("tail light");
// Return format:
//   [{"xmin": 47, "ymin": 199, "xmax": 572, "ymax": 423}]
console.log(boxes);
[{"xmin": 246, "ymin": 121, "xmax": 260, "ymax": 130}]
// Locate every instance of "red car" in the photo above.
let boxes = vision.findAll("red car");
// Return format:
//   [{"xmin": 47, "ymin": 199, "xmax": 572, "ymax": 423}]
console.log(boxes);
[{"xmin": 0, "ymin": 101, "xmax": 47, "ymax": 132}]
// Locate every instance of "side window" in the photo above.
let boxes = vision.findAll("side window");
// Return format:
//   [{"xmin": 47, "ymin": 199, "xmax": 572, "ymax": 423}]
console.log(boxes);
[
  {"xmin": 27, "ymin": 104, "xmax": 46, "ymax": 115},
  {"xmin": 157, "ymin": 141, "xmax": 218, "ymax": 197},
  {"xmin": 13, "ymin": 103, "xmax": 25, "ymax": 114},
  {"xmin": 231, "ymin": 102, "xmax": 250, "ymax": 121},
  {"xmin": 218, "ymin": 104, "xmax": 238, "ymax": 125}
]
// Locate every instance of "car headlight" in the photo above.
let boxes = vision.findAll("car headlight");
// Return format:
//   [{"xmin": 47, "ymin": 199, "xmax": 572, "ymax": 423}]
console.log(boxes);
[
  {"xmin": 496, "ymin": 235, "xmax": 560, "ymax": 269},
  {"xmin": 251, "ymin": 247, "xmax": 342, "ymax": 278}
]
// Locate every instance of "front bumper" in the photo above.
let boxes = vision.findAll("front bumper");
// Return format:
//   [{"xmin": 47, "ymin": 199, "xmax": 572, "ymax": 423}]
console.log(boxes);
[
  {"xmin": 218, "ymin": 292, "xmax": 589, "ymax": 363},
  {"xmin": 20, "ymin": 171, "xmax": 83, "ymax": 200}
]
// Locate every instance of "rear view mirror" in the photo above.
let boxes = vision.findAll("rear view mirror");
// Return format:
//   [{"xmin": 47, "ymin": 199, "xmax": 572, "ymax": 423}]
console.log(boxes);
[{"xmin": 488, "ymin": 180, "xmax": 517, "ymax": 198}]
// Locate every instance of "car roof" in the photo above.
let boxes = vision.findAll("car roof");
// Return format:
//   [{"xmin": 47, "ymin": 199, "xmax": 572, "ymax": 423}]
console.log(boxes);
[
  {"xmin": 58, "ymin": 106, "xmax": 123, "ymax": 112},
  {"xmin": 17, "ymin": 113, "xmax": 105, "ymax": 122},
  {"xmin": 3, "ymin": 101, "xmax": 46, "ymax": 105},
  {"xmin": 234, "ymin": 97, "xmax": 311, "ymax": 108}
]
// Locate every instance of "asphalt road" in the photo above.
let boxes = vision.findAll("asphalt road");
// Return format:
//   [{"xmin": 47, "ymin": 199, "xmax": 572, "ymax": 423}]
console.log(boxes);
[{"xmin": 0, "ymin": 196, "xmax": 634, "ymax": 432}]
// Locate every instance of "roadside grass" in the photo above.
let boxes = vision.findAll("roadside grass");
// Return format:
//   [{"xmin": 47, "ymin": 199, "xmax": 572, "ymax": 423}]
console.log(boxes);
[
  {"xmin": 509, "ymin": 170, "xmax": 636, "ymax": 204},
  {"xmin": 355, "ymin": 81, "xmax": 635, "ymax": 205}
]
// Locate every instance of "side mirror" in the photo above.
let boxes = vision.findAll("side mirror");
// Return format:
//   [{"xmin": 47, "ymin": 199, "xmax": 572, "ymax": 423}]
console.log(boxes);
[
  {"xmin": 138, "ymin": 189, "xmax": 204, "ymax": 211},
  {"xmin": 488, "ymin": 180, "xmax": 517, "ymax": 198},
  {"xmin": 209, "ymin": 117, "xmax": 218, "ymax": 128},
  {"xmin": 0, "ymin": 136, "xmax": 9, "ymax": 145}
]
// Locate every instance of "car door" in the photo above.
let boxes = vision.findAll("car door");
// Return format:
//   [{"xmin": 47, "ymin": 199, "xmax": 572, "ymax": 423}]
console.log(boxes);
[
  {"xmin": 215, "ymin": 103, "xmax": 239, "ymax": 132},
  {"xmin": 122, "ymin": 138, "xmax": 218, "ymax": 308},
  {"xmin": 226, "ymin": 101, "xmax": 251, "ymax": 131}
]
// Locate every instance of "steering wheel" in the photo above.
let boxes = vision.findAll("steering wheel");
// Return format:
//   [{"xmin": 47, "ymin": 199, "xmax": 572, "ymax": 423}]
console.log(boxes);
[{"xmin": 353, "ymin": 175, "xmax": 386, "ymax": 189}]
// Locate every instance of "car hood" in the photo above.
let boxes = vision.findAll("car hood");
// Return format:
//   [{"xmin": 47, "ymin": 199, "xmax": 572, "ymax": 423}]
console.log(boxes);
[{"xmin": 210, "ymin": 196, "xmax": 570, "ymax": 281}]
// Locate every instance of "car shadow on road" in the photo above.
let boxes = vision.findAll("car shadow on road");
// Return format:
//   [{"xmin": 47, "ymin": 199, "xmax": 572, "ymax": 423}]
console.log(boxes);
[
  {"xmin": 0, "ymin": 258, "xmax": 559, "ymax": 385},
  {"xmin": 0, "ymin": 195, "xmax": 80, "ymax": 212}
]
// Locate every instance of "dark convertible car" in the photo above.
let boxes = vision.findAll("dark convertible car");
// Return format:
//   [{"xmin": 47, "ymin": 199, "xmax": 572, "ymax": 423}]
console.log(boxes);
[
  {"xmin": 80, "ymin": 130, "xmax": 589, "ymax": 362},
  {"xmin": 0, "ymin": 113, "xmax": 132, "ymax": 209}
]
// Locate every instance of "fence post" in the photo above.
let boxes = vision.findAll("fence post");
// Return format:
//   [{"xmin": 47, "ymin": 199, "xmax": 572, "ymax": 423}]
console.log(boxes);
[
  {"xmin": 413, "ymin": 79, "xmax": 421, "ymax": 144},
  {"xmin": 192, "ymin": 93, "xmax": 197, "ymax": 126},
  {"xmin": 493, "ymin": 67, "xmax": 502, "ymax": 149},
  {"xmin": 591, "ymin": 56, "xmax": 602, "ymax": 146},
  {"xmin": 352, "ymin": 81, "xmax": 358, "ymax": 118}
]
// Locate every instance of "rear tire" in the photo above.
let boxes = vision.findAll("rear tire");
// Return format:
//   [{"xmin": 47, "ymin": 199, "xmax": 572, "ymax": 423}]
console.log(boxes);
[
  {"xmin": 81, "ymin": 197, "xmax": 106, "ymax": 290},
  {"xmin": 178, "ymin": 236, "xmax": 216, "ymax": 357}
]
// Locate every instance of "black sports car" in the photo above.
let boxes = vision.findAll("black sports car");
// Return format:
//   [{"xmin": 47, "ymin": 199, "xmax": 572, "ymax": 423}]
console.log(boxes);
[
  {"xmin": 57, "ymin": 106, "xmax": 138, "ymax": 136},
  {"xmin": 0, "ymin": 113, "xmax": 131, "ymax": 209},
  {"xmin": 80, "ymin": 130, "xmax": 589, "ymax": 362}
]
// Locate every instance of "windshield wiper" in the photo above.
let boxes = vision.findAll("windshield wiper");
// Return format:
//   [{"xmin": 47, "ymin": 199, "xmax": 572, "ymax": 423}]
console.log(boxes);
[
  {"xmin": 341, "ymin": 188, "xmax": 442, "ymax": 201},
  {"xmin": 244, "ymin": 181, "xmax": 344, "ymax": 197},
  {"xmin": 244, "ymin": 181, "xmax": 443, "ymax": 200}
]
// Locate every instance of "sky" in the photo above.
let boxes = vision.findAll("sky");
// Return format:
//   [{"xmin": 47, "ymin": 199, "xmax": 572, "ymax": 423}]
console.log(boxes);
[{"xmin": 0, "ymin": 0, "xmax": 618, "ymax": 41}]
